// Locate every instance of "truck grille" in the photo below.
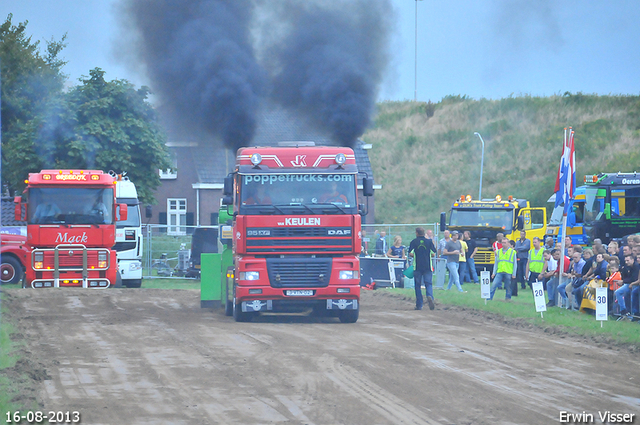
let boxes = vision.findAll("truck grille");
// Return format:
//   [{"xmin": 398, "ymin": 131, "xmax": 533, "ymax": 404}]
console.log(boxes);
[
  {"xmin": 474, "ymin": 248, "xmax": 494, "ymax": 265},
  {"xmin": 35, "ymin": 247, "xmax": 109, "ymax": 271},
  {"xmin": 266, "ymin": 258, "xmax": 332, "ymax": 288},
  {"xmin": 247, "ymin": 227, "xmax": 352, "ymax": 254}
]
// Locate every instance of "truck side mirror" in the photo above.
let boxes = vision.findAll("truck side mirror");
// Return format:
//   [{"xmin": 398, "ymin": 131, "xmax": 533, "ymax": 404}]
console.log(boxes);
[
  {"xmin": 440, "ymin": 212, "xmax": 447, "ymax": 232},
  {"xmin": 223, "ymin": 174, "xmax": 234, "ymax": 196},
  {"xmin": 221, "ymin": 195, "xmax": 233, "ymax": 206},
  {"xmin": 517, "ymin": 215, "xmax": 524, "ymax": 231},
  {"xmin": 117, "ymin": 203, "xmax": 128, "ymax": 222},
  {"xmin": 363, "ymin": 178, "xmax": 374, "ymax": 197},
  {"xmin": 14, "ymin": 196, "xmax": 24, "ymax": 221}
]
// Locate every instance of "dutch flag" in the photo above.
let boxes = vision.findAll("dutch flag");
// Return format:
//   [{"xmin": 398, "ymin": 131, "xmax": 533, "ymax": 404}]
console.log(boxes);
[{"xmin": 554, "ymin": 128, "xmax": 576, "ymax": 215}]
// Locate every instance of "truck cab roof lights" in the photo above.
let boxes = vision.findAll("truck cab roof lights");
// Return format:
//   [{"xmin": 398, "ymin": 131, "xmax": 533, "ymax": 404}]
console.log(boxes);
[
  {"xmin": 465, "ymin": 195, "xmax": 472, "ymax": 202},
  {"xmin": 335, "ymin": 153, "xmax": 346, "ymax": 165},
  {"xmin": 495, "ymin": 195, "xmax": 502, "ymax": 202},
  {"xmin": 250, "ymin": 153, "xmax": 262, "ymax": 166}
]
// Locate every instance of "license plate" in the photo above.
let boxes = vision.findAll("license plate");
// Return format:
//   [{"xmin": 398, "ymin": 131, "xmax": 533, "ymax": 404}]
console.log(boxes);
[{"xmin": 285, "ymin": 290, "xmax": 313, "ymax": 296}]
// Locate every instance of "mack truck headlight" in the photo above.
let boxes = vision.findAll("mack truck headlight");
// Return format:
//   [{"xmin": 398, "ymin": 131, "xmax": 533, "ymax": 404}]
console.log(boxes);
[
  {"xmin": 98, "ymin": 251, "xmax": 108, "ymax": 268},
  {"xmin": 34, "ymin": 252, "xmax": 44, "ymax": 269},
  {"xmin": 239, "ymin": 271, "xmax": 260, "ymax": 281},
  {"xmin": 339, "ymin": 270, "xmax": 359, "ymax": 280}
]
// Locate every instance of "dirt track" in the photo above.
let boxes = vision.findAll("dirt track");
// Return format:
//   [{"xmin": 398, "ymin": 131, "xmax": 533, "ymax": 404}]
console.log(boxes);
[{"xmin": 3, "ymin": 288, "xmax": 640, "ymax": 425}]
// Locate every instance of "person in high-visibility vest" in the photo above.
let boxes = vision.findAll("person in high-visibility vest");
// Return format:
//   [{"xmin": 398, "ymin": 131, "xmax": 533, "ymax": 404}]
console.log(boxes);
[
  {"xmin": 526, "ymin": 237, "xmax": 544, "ymax": 290},
  {"xmin": 490, "ymin": 237, "xmax": 517, "ymax": 301}
]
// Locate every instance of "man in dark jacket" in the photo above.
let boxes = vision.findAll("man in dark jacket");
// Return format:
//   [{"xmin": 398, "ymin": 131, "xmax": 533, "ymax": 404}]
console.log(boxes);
[
  {"xmin": 408, "ymin": 227, "xmax": 437, "ymax": 311},
  {"xmin": 515, "ymin": 230, "xmax": 531, "ymax": 293},
  {"xmin": 615, "ymin": 254, "xmax": 640, "ymax": 320}
]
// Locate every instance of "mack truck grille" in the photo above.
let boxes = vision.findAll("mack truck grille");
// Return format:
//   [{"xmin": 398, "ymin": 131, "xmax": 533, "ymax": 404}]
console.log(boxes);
[
  {"xmin": 41, "ymin": 250, "xmax": 101, "ymax": 269},
  {"xmin": 266, "ymin": 258, "xmax": 332, "ymax": 288},
  {"xmin": 246, "ymin": 227, "xmax": 352, "ymax": 253}
]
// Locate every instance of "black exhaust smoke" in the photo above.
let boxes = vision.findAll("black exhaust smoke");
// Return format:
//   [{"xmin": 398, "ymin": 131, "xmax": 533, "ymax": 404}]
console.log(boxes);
[
  {"xmin": 120, "ymin": 0, "xmax": 393, "ymax": 149},
  {"xmin": 122, "ymin": 0, "xmax": 266, "ymax": 151},
  {"xmin": 262, "ymin": 0, "xmax": 393, "ymax": 147}
]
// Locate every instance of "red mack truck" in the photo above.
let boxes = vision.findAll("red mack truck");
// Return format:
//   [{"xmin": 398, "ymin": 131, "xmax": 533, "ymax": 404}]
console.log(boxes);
[
  {"xmin": 221, "ymin": 143, "xmax": 374, "ymax": 323},
  {"xmin": 14, "ymin": 170, "xmax": 127, "ymax": 288}
]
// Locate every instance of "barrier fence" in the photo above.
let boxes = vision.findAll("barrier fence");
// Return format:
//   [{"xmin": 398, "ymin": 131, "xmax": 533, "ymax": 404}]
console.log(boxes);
[{"xmin": 141, "ymin": 223, "xmax": 443, "ymax": 280}]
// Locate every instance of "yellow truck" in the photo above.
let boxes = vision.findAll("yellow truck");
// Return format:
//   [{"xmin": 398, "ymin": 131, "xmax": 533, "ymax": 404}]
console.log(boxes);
[{"xmin": 440, "ymin": 195, "xmax": 547, "ymax": 273}]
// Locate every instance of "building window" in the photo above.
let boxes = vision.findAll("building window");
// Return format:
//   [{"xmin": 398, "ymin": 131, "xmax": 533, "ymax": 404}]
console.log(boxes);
[
  {"xmin": 167, "ymin": 198, "xmax": 187, "ymax": 235},
  {"xmin": 159, "ymin": 151, "xmax": 178, "ymax": 179}
]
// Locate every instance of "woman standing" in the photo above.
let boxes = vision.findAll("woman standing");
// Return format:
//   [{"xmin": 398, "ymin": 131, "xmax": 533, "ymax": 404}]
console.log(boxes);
[{"xmin": 387, "ymin": 236, "xmax": 407, "ymax": 288}]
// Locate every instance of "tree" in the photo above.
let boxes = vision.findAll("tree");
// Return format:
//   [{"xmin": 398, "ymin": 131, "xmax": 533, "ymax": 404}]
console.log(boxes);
[
  {"xmin": 0, "ymin": 14, "xmax": 67, "ymax": 195},
  {"xmin": 48, "ymin": 68, "xmax": 170, "ymax": 204},
  {"xmin": 1, "ymin": 14, "xmax": 169, "ymax": 203}
]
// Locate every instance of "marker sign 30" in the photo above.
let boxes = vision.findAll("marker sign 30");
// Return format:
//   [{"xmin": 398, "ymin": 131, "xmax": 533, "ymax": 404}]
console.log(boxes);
[{"xmin": 595, "ymin": 287, "xmax": 608, "ymax": 321}]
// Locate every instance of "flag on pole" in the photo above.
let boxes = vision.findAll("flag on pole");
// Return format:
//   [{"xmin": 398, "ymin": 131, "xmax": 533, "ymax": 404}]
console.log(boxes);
[{"xmin": 554, "ymin": 128, "xmax": 576, "ymax": 215}]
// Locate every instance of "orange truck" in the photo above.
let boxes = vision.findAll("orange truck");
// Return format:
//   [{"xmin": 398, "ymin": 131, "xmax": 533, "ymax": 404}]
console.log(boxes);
[{"xmin": 14, "ymin": 170, "xmax": 127, "ymax": 288}]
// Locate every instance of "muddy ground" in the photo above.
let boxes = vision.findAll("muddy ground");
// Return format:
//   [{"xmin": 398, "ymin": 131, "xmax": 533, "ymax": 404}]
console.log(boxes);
[{"xmin": 2, "ymin": 288, "xmax": 639, "ymax": 425}]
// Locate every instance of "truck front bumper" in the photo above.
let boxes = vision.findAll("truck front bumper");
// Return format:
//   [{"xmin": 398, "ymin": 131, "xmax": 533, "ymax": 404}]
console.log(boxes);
[{"xmin": 241, "ymin": 298, "xmax": 358, "ymax": 313}]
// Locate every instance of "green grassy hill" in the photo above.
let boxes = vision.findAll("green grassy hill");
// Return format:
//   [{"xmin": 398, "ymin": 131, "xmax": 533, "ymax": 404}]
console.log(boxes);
[{"xmin": 363, "ymin": 93, "xmax": 640, "ymax": 223}]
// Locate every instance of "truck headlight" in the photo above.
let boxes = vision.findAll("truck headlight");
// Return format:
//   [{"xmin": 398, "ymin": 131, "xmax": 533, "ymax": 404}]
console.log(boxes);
[
  {"xmin": 239, "ymin": 271, "xmax": 260, "ymax": 281},
  {"xmin": 34, "ymin": 252, "xmax": 44, "ymax": 269},
  {"xmin": 339, "ymin": 270, "xmax": 359, "ymax": 280},
  {"xmin": 129, "ymin": 261, "xmax": 142, "ymax": 271},
  {"xmin": 98, "ymin": 251, "xmax": 108, "ymax": 268}
]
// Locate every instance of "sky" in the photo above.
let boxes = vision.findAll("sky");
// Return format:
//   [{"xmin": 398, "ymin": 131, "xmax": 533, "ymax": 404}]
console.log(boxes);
[{"xmin": 3, "ymin": 0, "xmax": 640, "ymax": 102}]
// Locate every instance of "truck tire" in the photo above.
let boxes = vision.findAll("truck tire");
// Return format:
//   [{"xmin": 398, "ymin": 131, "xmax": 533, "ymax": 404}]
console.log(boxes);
[
  {"xmin": 114, "ymin": 271, "xmax": 123, "ymax": 288},
  {"xmin": 1, "ymin": 255, "xmax": 23, "ymax": 285},
  {"xmin": 232, "ymin": 287, "xmax": 253, "ymax": 322},
  {"xmin": 125, "ymin": 279, "xmax": 142, "ymax": 288},
  {"xmin": 224, "ymin": 279, "xmax": 233, "ymax": 316},
  {"xmin": 338, "ymin": 308, "xmax": 359, "ymax": 324}
]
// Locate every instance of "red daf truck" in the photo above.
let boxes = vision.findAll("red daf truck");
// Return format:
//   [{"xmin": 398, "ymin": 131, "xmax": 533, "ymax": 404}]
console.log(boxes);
[
  {"xmin": 221, "ymin": 143, "xmax": 374, "ymax": 323},
  {"xmin": 14, "ymin": 170, "xmax": 127, "ymax": 288}
]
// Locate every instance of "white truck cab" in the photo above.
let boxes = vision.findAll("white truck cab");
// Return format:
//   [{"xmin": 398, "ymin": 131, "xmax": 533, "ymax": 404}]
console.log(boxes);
[{"xmin": 114, "ymin": 177, "xmax": 143, "ymax": 288}]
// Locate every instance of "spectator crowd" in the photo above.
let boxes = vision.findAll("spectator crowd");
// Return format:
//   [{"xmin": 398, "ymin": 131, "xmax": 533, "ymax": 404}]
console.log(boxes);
[{"xmin": 365, "ymin": 227, "xmax": 640, "ymax": 322}]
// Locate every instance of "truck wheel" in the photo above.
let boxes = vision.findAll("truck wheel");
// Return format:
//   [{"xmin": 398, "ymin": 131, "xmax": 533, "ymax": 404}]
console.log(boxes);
[
  {"xmin": 114, "ymin": 271, "xmax": 123, "ymax": 288},
  {"xmin": 224, "ymin": 280, "xmax": 233, "ymax": 316},
  {"xmin": 1, "ymin": 256, "xmax": 23, "ymax": 285},
  {"xmin": 232, "ymin": 287, "xmax": 253, "ymax": 322},
  {"xmin": 338, "ymin": 308, "xmax": 359, "ymax": 324},
  {"xmin": 225, "ymin": 299, "xmax": 233, "ymax": 316},
  {"xmin": 125, "ymin": 279, "xmax": 142, "ymax": 288}
]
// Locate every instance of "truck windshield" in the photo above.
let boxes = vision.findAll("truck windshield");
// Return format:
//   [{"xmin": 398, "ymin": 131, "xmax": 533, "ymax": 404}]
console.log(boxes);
[
  {"xmin": 583, "ymin": 188, "xmax": 605, "ymax": 223},
  {"xmin": 450, "ymin": 208, "xmax": 514, "ymax": 231},
  {"xmin": 116, "ymin": 204, "xmax": 140, "ymax": 228},
  {"xmin": 239, "ymin": 173, "xmax": 357, "ymax": 214},
  {"xmin": 28, "ymin": 188, "xmax": 114, "ymax": 225}
]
